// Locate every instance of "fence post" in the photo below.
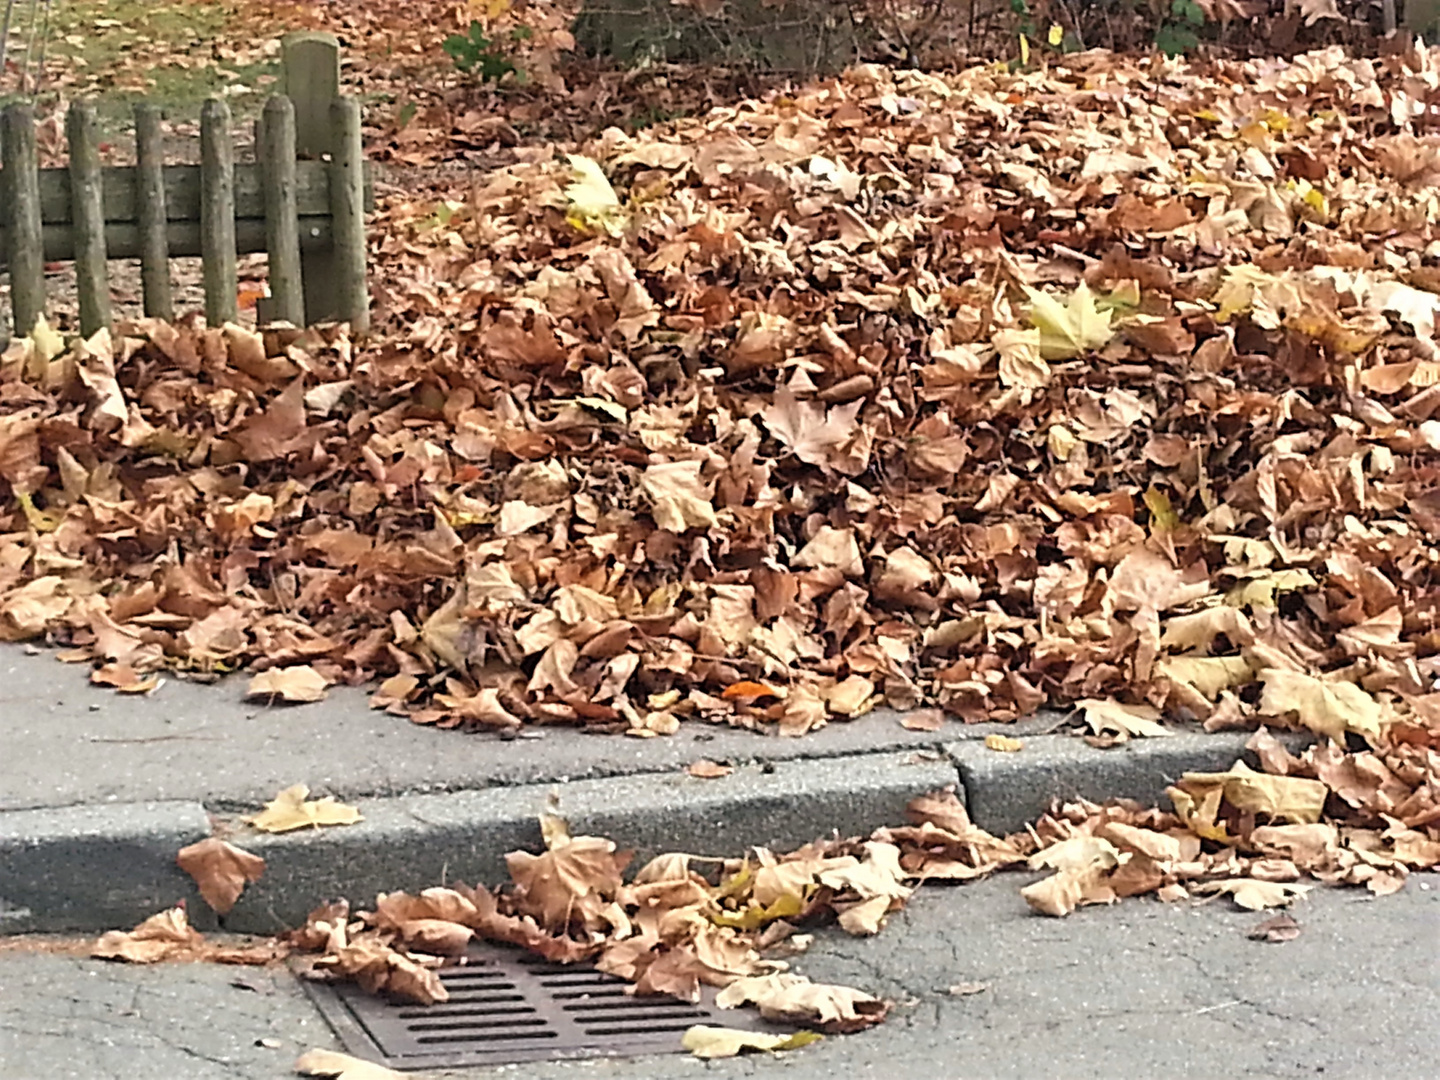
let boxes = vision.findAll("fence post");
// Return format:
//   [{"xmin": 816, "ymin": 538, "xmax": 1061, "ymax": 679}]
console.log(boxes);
[
  {"xmin": 257, "ymin": 96, "xmax": 304, "ymax": 326},
  {"xmin": 281, "ymin": 30, "xmax": 341, "ymax": 325},
  {"xmin": 1, "ymin": 102, "xmax": 47, "ymax": 342},
  {"xmin": 330, "ymin": 96, "xmax": 369, "ymax": 334},
  {"xmin": 199, "ymin": 98, "xmax": 238, "ymax": 326},
  {"xmin": 133, "ymin": 104, "xmax": 174, "ymax": 321},
  {"xmin": 66, "ymin": 101, "xmax": 112, "ymax": 338}
]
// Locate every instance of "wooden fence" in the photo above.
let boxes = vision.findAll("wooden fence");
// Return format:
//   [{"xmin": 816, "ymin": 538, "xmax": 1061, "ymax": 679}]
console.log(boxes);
[{"xmin": 0, "ymin": 32, "xmax": 373, "ymax": 348}]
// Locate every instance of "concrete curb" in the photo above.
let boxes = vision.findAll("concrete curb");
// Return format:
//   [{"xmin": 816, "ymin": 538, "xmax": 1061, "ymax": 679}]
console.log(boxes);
[
  {"xmin": 948, "ymin": 729, "xmax": 1300, "ymax": 836},
  {"xmin": 1, "ymin": 728, "xmax": 1303, "ymax": 936},
  {"xmin": 0, "ymin": 802, "xmax": 210, "ymax": 934}
]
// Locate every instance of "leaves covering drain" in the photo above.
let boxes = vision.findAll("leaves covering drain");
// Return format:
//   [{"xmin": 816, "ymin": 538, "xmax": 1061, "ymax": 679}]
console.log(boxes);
[{"xmin": 302, "ymin": 939, "xmax": 779, "ymax": 1068}]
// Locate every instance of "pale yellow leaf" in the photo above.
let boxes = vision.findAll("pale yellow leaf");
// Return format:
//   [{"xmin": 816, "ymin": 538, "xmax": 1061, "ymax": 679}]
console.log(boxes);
[
  {"xmin": 246, "ymin": 665, "xmax": 329, "ymax": 704},
  {"xmin": 681, "ymin": 1025, "xmax": 821, "ymax": 1059},
  {"xmin": 1023, "ymin": 282, "xmax": 1114, "ymax": 359},
  {"xmin": 247, "ymin": 784, "xmax": 362, "ymax": 833}
]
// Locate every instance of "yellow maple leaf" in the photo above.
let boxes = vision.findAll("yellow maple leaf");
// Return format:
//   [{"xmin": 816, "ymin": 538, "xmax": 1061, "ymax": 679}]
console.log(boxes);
[
  {"xmin": 1023, "ymin": 282, "xmax": 1114, "ymax": 359},
  {"xmin": 247, "ymin": 784, "xmax": 362, "ymax": 833}
]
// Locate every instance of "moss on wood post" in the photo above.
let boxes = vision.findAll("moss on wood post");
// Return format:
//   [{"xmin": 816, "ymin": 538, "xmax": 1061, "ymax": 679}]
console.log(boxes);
[
  {"xmin": 66, "ymin": 101, "xmax": 112, "ymax": 337},
  {"xmin": 329, "ymin": 96, "xmax": 368, "ymax": 334},
  {"xmin": 133, "ymin": 103, "xmax": 174, "ymax": 321},
  {"xmin": 258, "ymin": 95, "xmax": 304, "ymax": 326},
  {"xmin": 1, "ymin": 102, "xmax": 47, "ymax": 341},
  {"xmin": 199, "ymin": 98, "xmax": 238, "ymax": 326}
]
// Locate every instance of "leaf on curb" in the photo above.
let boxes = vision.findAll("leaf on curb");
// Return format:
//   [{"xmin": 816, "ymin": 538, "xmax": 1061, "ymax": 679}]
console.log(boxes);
[
  {"xmin": 984, "ymin": 734, "xmax": 1023, "ymax": 752},
  {"xmin": 900, "ymin": 709, "xmax": 945, "ymax": 732},
  {"xmin": 1078, "ymin": 698, "xmax": 1171, "ymax": 740},
  {"xmin": 687, "ymin": 759, "xmax": 733, "ymax": 779},
  {"xmin": 247, "ymin": 784, "xmax": 362, "ymax": 833},
  {"xmin": 681, "ymin": 1025, "xmax": 822, "ymax": 1059},
  {"xmin": 177, "ymin": 837, "xmax": 266, "ymax": 915},
  {"xmin": 1258, "ymin": 669, "xmax": 1386, "ymax": 743}
]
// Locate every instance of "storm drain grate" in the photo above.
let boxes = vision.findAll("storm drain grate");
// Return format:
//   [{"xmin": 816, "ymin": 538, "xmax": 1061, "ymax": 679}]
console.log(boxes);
[{"xmin": 301, "ymin": 940, "xmax": 783, "ymax": 1069}]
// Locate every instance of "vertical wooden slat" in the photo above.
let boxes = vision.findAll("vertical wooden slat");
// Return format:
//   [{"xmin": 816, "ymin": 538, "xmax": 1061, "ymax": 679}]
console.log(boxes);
[
  {"xmin": 1, "ymin": 102, "xmax": 47, "ymax": 341},
  {"xmin": 259, "ymin": 96, "xmax": 303, "ymax": 326},
  {"xmin": 66, "ymin": 101, "xmax": 111, "ymax": 337},
  {"xmin": 282, "ymin": 30, "xmax": 340, "ymax": 324},
  {"xmin": 133, "ymin": 103, "xmax": 174, "ymax": 321},
  {"xmin": 199, "ymin": 97, "xmax": 238, "ymax": 326},
  {"xmin": 329, "ymin": 95, "xmax": 368, "ymax": 334}
]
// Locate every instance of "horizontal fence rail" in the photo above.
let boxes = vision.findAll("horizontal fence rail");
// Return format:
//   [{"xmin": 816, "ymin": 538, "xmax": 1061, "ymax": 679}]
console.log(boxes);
[{"xmin": 0, "ymin": 31, "xmax": 371, "ymax": 347}]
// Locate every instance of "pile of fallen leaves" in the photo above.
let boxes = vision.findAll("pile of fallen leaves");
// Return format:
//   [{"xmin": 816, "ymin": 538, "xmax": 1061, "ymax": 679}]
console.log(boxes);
[
  {"xmin": 91, "ymin": 720, "xmax": 1437, "ymax": 1065},
  {"xmin": 4, "ymin": 45, "xmax": 1440, "ymax": 741}
]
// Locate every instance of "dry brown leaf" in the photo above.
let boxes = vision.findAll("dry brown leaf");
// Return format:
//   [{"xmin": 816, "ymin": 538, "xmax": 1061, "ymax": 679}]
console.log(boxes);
[
  {"xmin": 177, "ymin": 837, "xmax": 266, "ymax": 916},
  {"xmin": 1247, "ymin": 913, "xmax": 1302, "ymax": 943},
  {"xmin": 900, "ymin": 709, "xmax": 945, "ymax": 732},
  {"xmin": 92, "ymin": 906, "xmax": 203, "ymax": 964},
  {"xmin": 715, "ymin": 973, "xmax": 889, "ymax": 1032},
  {"xmin": 1193, "ymin": 878, "xmax": 1311, "ymax": 911},
  {"xmin": 687, "ymin": 759, "xmax": 734, "ymax": 779},
  {"xmin": 247, "ymin": 665, "xmax": 330, "ymax": 704},
  {"xmin": 294, "ymin": 1048, "xmax": 406, "ymax": 1079},
  {"xmin": 1078, "ymin": 699, "xmax": 1171, "ymax": 740}
]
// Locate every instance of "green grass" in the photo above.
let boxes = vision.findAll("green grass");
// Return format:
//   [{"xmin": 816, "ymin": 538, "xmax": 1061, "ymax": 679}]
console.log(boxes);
[{"xmin": 2, "ymin": 0, "xmax": 280, "ymax": 126}]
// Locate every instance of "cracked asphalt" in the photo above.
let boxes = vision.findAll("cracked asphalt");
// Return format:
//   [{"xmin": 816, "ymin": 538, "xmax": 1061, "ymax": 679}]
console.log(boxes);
[{"xmin": 2, "ymin": 873, "xmax": 1435, "ymax": 1080}]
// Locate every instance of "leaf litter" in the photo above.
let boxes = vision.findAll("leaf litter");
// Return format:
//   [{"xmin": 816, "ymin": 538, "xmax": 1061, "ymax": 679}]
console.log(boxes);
[
  {"xmin": 6, "ymin": 48, "xmax": 1440, "ymax": 744},
  {"xmin": 82, "ymin": 717, "xmax": 1437, "ymax": 1063},
  {"xmin": 5, "ymin": 23, "xmax": 1439, "ymax": 1070}
]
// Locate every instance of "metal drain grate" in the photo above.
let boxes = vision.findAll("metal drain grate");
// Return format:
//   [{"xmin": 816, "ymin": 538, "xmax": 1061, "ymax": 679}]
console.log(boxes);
[{"xmin": 301, "ymin": 940, "xmax": 783, "ymax": 1069}]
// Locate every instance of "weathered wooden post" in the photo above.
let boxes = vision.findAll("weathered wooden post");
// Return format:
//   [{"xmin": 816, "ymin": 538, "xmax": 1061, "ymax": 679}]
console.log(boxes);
[
  {"xmin": 1, "ymin": 102, "xmax": 47, "ymax": 342},
  {"xmin": 282, "ymin": 30, "xmax": 343, "ymax": 325},
  {"xmin": 133, "ymin": 103, "xmax": 174, "ymax": 321},
  {"xmin": 199, "ymin": 98, "xmax": 238, "ymax": 326},
  {"xmin": 257, "ymin": 96, "xmax": 304, "ymax": 326},
  {"xmin": 330, "ymin": 96, "xmax": 369, "ymax": 333},
  {"xmin": 66, "ymin": 101, "xmax": 112, "ymax": 337}
]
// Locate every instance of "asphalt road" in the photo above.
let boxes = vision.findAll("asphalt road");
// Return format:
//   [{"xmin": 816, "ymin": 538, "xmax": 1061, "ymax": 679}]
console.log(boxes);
[{"xmin": 2, "ymin": 873, "xmax": 1435, "ymax": 1080}]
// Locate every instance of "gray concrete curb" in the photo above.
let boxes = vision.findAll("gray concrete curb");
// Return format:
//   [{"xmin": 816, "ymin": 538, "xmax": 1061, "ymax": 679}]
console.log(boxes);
[{"xmin": 1, "ymin": 729, "xmax": 1301, "ymax": 936}]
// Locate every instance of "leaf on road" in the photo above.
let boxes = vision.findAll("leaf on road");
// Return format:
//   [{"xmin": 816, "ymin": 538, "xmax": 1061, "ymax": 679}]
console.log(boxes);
[
  {"xmin": 177, "ymin": 837, "xmax": 266, "ymax": 915},
  {"xmin": 247, "ymin": 784, "xmax": 362, "ymax": 833},
  {"xmin": 1194, "ymin": 879, "xmax": 1311, "ymax": 911},
  {"xmin": 294, "ymin": 1049, "xmax": 406, "ymax": 1079},
  {"xmin": 1247, "ymin": 913, "xmax": 1302, "ymax": 943},
  {"xmin": 92, "ymin": 906, "xmax": 203, "ymax": 964},
  {"xmin": 716, "ymin": 973, "xmax": 889, "ymax": 1032},
  {"xmin": 681, "ymin": 1025, "xmax": 822, "ymax": 1059},
  {"xmin": 246, "ymin": 665, "xmax": 330, "ymax": 704}
]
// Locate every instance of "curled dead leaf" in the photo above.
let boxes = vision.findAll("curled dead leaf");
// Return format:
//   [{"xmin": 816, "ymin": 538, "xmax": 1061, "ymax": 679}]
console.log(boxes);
[{"xmin": 177, "ymin": 837, "xmax": 266, "ymax": 915}]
